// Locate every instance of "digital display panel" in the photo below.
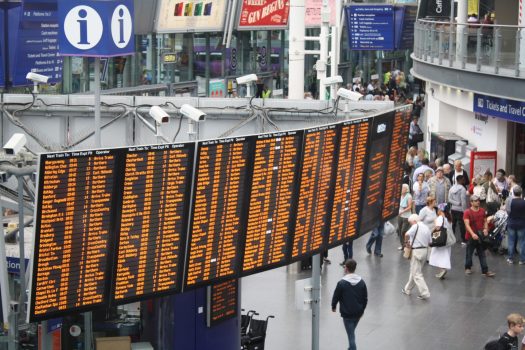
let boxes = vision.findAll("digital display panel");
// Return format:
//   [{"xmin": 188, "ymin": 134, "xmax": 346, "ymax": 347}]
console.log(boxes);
[
  {"xmin": 382, "ymin": 108, "xmax": 412, "ymax": 221},
  {"xmin": 30, "ymin": 150, "xmax": 117, "ymax": 321},
  {"xmin": 207, "ymin": 279, "xmax": 238, "ymax": 327},
  {"xmin": 328, "ymin": 118, "xmax": 371, "ymax": 246},
  {"xmin": 359, "ymin": 113, "xmax": 394, "ymax": 233},
  {"xmin": 291, "ymin": 125, "xmax": 338, "ymax": 260},
  {"xmin": 113, "ymin": 144, "xmax": 194, "ymax": 303},
  {"xmin": 242, "ymin": 131, "xmax": 302, "ymax": 275},
  {"xmin": 185, "ymin": 137, "xmax": 252, "ymax": 289}
]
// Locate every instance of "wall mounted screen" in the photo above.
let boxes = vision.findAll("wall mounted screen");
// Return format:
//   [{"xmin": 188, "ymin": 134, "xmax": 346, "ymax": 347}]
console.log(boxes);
[
  {"xmin": 113, "ymin": 144, "xmax": 194, "ymax": 304},
  {"xmin": 207, "ymin": 279, "xmax": 238, "ymax": 327},
  {"xmin": 185, "ymin": 137, "xmax": 252, "ymax": 289},
  {"xmin": 291, "ymin": 125, "xmax": 338, "ymax": 261},
  {"xmin": 30, "ymin": 150, "xmax": 117, "ymax": 321},
  {"xmin": 242, "ymin": 131, "xmax": 302, "ymax": 276},
  {"xmin": 328, "ymin": 118, "xmax": 371, "ymax": 246},
  {"xmin": 156, "ymin": 0, "xmax": 228, "ymax": 33}
]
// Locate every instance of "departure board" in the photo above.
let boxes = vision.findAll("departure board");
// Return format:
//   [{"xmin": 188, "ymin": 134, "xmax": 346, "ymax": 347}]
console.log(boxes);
[
  {"xmin": 291, "ymin": 125, "xmax": 338, "ymax": 260},
  {"xmin": 242, "ymin": 131, "xmax": 303, "ymax": 276},
  {"xmin": 185, "ymin": 137, "xmax": 253, "ymax": 289},
  {"xmin": 207, "ymin": 279, "xmax": 238, "ymax": 327},
  {"xmin": 113, "ymin": 144, "xmax": 194, "ymax": 303},
  {"xmin": 359, "ymin": 113, "xmax": 394, "ymax": 233},
  {"xmin": 328, "ymin": 118, "xmax": 371, "ymax": 246},
  {"xmin": 30, "ymin": 150, "xmax": 117, "ymax": 321},
  {"xmin": 382, "ymin": 108, "xmax": 412, "ymax": 221}
]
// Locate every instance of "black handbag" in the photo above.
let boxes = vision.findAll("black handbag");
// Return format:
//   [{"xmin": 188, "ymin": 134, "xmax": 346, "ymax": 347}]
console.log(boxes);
[
  {"xmin": 478, "ymin": 230, "xmax": 497, "ymax": 249},
  {"xmin": 430, "ymin": 226, "xmax": 447, "ymax": 247}
]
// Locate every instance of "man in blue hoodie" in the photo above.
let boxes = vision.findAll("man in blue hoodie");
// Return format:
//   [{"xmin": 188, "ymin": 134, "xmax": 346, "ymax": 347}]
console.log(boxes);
[{"xmin": 332, "ymin": 259, "xmax": 368, "ymax": 350}]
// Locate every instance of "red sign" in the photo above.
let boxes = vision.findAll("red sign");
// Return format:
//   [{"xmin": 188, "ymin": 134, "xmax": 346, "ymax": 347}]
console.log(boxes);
[{"xmin": 238, "ymin": 0, "xmax": 290, "ymax": 28}]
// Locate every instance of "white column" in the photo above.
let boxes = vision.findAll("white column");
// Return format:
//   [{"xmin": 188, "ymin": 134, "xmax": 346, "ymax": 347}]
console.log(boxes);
[
  {"xmin": 288, "ymin": 0, "xmax": 306, "ymax": 99},
  {"xmin": 318, "ymin": 0, "xmax": 329, "ymax": 100},
  {"xmin": 455, "ymin": 0, "xmax": 468, "ymax": 62},
  {"xmin": 518, "ymin": 0, "xmax": 525, "ymax": 70}
]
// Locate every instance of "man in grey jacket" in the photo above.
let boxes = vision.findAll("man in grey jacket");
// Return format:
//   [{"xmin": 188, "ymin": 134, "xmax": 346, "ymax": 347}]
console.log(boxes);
[{"xmin": 449, "ymin": 175, "xmax": 468, "ymax": 244}]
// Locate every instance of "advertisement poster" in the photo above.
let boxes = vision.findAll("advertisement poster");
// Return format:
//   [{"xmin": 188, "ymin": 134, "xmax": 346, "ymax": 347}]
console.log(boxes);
[
  {"xmin": 470, "ymin": 151, "xmax": 497, "ymax": 179},
  {"xmin": 156, "ymin": 0, "xmax": 228, "ymax": 33},
  {"xmin": 12, "ymin": 0, "xmax": 63, "ymax": 86},
  {"xmin": 238, "ymin": 0, "xmax": 290, "ymax": 30},
  {"xmin": 468, "ymin": 0, "xmax": 479, "ymax": 16},
  {"xmin": 304, "ymin": 0, "xmax": 335, "ymax": 27},
  {"xmin": 209, "ymin": 79, "xmax": 226, "ymax": 97}
]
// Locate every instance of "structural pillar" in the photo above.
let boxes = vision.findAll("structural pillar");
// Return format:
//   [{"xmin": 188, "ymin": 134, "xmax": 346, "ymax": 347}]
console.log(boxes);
[
  {"xmin": 519, "ymin": 0, "xmax": 525, "ymax": 69},
  {"xmin": 288, "ymin": 0, "xmax": 306, "ymax": 99},
  {"xmin": 455, "ymin": 0, "xmax": 468, "ymax": 62}
]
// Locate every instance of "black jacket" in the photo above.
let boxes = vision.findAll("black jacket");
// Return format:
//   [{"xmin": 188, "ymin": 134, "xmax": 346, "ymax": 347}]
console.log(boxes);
[
  {"xmin": 497, "ymin": 332, "xmax": 518, "ymax": 350},
  {"xmin": 331, "ymin": 274, "xmax": 368, "ymax": 319}
]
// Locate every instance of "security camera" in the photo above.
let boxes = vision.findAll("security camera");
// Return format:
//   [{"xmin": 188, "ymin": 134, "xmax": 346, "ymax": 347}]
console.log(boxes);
[
  {"xmin": 26, "ymin": 72, "xmax": 49, "ymax": 84},
  {"xmin": 4, "ymin": 133, "xmax": 27, "ymax": 155},
  {"xmin": 149, "ymin": 106, "xmax": 170, "ymax": 124},
  {"xmin": 236, "ymin": 74, "xmax": 258, "ymax": 85},
  {"xmin": 336, "ymin": 88, "xmax": 363, "ymax": 101},
  {"xmin": 322, "ymin": 75, "xmax": 343, "ymax": 85},
  {"xmin": 180, "ymin": 104, "xmax": 206, "ymax": 122}
]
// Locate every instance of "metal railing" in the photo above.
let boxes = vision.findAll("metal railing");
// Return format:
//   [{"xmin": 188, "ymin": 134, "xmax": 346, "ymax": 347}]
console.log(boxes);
[{"xmin": 414, "ymin": 19, "xmax": 525, "ymax": 78}]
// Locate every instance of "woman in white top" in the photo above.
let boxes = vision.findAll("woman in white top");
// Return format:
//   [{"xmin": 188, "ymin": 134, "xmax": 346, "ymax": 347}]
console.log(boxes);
[
  {"xmin": 418, "ymin": 197, "xmax": 437, "ymax": 232},
  {"xmin": 397, "ymin": 184, "xmax": 413, "ymax": 250},
  {"xmin": 429, "ymin": 203, "xmax": 453, "ymax": 279}
]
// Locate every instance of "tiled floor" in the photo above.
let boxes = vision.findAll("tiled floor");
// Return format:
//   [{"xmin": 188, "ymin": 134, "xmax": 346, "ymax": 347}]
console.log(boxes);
[{"xmin": 242, "ymin": 232, "xmax": 525, "ymax": 350}]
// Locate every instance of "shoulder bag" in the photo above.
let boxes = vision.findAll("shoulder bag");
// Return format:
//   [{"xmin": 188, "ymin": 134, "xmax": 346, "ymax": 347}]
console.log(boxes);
[
  {"xmin": 403, "ymin": 225, "xmax": 419, "ymax": 259},
  {"xmin": 430, "ymin": 217, "xmax": 448, "ymax": 247}
]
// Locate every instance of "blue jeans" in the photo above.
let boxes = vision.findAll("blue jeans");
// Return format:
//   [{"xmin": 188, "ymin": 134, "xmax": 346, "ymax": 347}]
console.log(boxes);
[
  {"xmin": 342, "ymin": 241, "xmax": 353, "ymax": 261},
  {"xmin": 343, "ymin": 318, "xmax": 360, "ymax": 350},
  {"xmin": 415, "ymin": 204, "xmax": 425, "ymax": 214},
  {"xmin": 465, "ymin": 239, "xmax": 488, "ymax": 273},
  {"xmin": 366, "ymin": 225, "xmax": 383, "ymax": 255},
  {"xmin": 507, "ymin": 227, "xmax": 525, "ymax": 262}
]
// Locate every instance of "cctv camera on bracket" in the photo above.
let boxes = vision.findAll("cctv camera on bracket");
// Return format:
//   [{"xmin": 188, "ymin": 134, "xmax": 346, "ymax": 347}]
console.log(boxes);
[
  {"xmin": 149, "ymin": 106, "xmax": 170, "ymax": 124},
  {"xmin": 26, "ymin": 72, "xmax": 50, "ymax": 93},
  {"xmin": 322, "ymin": 75, "xmax": 343, "ymax": 85},
  {"xmin": 337, "ymin": 88, "xmax": 363, "ymax": 102},
  {"xmin": 236, "ymin": 74, "xmax": 258, "ymax": 85},
  {"xmin": 180, "ymin": 104, "xmax": 206, "ymax": 122},
  {"xmin": 4, "ymin": 133, "xmax": 27, "ymax": 155}
]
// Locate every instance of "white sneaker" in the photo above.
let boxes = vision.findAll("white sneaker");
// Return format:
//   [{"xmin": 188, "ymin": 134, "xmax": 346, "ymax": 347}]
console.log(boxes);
[{"xmin": 397, "ymin": 246, "xmax": 403, "ymax": 250}]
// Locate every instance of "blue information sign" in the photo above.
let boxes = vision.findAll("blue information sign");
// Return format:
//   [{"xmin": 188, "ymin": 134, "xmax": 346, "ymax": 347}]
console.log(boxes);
[
  {"xmin": 346, "ymin": 5, "xmax": 394, "ymax": 51},
  {"xmin": 11, "ymin": 0, "xmax": 63, "ymax": 86},
  {"xmin": 474, "ymin": 94, "xmax": 525, "ymax": 124},
  {"xmin": 394, "ymin": 5, "xmax": 417, "ymax": 50},
  {"xmin": 58, "ymin": 0, "xmax": 134, "ymax": 57}
]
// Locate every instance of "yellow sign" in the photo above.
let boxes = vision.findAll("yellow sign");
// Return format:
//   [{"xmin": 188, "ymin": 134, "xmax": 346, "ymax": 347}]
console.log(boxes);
[{"xmin": 468, "ymin": 0, "xmax": 479, "ymax": 16}]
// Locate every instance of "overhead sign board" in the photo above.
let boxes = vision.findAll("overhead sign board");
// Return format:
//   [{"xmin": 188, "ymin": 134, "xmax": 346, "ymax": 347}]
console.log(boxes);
[
  {"xmin": 394, "ymin": 5, "xmax": 417, "ymax": 50},
  {"xmin": 346, "ymin": 5, "xmax": 394, "ymax": 51},
  {"xmin": 11, "ymin": 0, "xmax": 63, "ymax": 86},
  {"xmin": 237, "ymin": 0, "xmax": 290, "ymax": 30},
  {"xmin": 474, "ymin": 93, "xmax": 525, "ymax": 124},
  {"xmin": 58, "ymin": 0, "xmax": 135, "ymax": 57},
  {"xmin": 155, "ymin": 0, "xmax": 228, "ymax": 33}
]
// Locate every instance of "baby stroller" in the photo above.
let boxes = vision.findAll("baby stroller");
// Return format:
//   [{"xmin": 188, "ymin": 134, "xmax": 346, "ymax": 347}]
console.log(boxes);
[
  {"xmin": 241, "ymin": 314, "xmax": 275, "ymax": 350},
  {"xmin": 489, "ymin": 209, "xmax": 508, "ymax": 253}
]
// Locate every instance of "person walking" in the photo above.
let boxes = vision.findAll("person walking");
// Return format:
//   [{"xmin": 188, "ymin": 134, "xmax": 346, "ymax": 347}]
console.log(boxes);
[
  {"xmin": 413, "ymin": 173, "xmax": 430, "ymax": 214},
  {"xmin": 340, "ymin": 241, "xmax": 354, "ymax": 266},
  {"xmin": 332, "ymin": 259, "xmax": 368, "ymax": 350},
  {"xmin": 463, "ymin": 195, "xmax": 496, "ymax": 277},
  {"xmin": 429, "ymin": 204, "xmax": 453, "ymax": 279},
  {"xmin": 449, "ymin": 175, "xmax": 468, "ymax": 245},
  {"xmin": 506, "ymin": 186, "xmax": 525, "ymax": 265},
  {"xmin": 366, "ymin": 223, "xmax": 384, "ymax": 257},
  {"xmin": 402, "ymin": 214, "xmax": 432, "ymax": 300},
  {"xmin": 397, "ymin": 184, "xmax": 413, "ymax": 250},
  {"xmin": 428, "ymin": 167, "xmax": 451, "ymax": 206}
]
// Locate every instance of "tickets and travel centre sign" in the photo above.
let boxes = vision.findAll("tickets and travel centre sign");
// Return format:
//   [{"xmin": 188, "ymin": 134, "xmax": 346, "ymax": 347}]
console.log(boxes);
[
  {"xmin": 345, "ymin": 5, "xmax": 394, "ymax": 50},
  {"xmin": 58, "ymin": 0, "xmax": 134, "ymax": 57},
  {"xmin": 474, "ymin": 93, "xmax": 525, "ymax": 124}
]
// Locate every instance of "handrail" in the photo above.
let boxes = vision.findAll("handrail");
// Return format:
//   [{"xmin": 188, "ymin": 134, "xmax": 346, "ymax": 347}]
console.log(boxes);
[
  {"xmin": 418, "ymin": 18, "xmax": 521, "ymax": 29},
  {"xmin": 413, "ymin": 18, "xmax": 524, "ymax": 79}
]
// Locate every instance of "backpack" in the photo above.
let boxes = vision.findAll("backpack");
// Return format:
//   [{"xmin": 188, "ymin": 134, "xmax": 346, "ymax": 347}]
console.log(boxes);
[{"xmin": 484, "ymin": 339, "xmax": 500, "ymax": 350}]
